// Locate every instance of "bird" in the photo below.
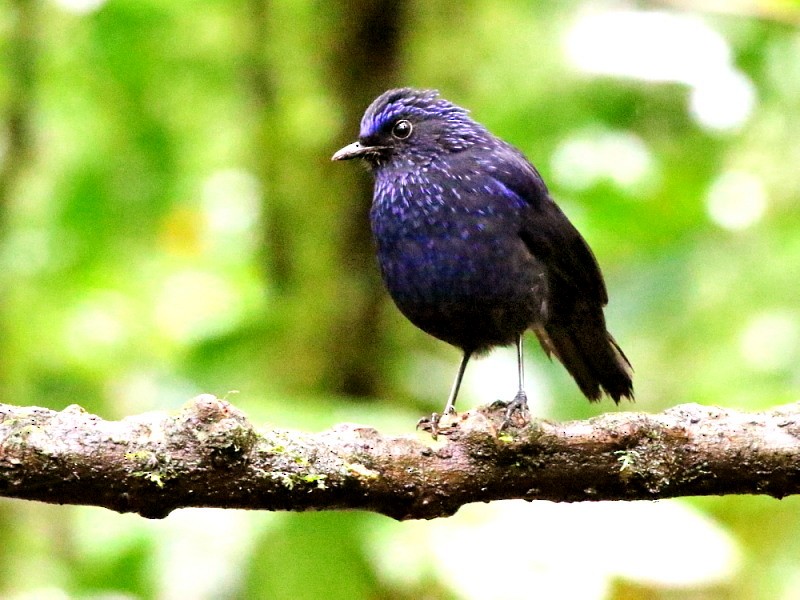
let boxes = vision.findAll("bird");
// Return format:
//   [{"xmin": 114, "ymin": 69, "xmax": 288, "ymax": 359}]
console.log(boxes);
[{"xmin": 332, "ymin": 88, "xmax": 633, "ymax": 432}]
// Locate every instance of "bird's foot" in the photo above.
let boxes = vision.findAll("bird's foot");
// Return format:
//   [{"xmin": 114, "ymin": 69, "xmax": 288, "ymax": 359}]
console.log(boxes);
[
  {"xmin": 497, "ymin": 391, "xmax": 530, "ymax": 430},
  {"xmin": 416, "ymin": 408, "xmax": 456, "ymax": 440}
]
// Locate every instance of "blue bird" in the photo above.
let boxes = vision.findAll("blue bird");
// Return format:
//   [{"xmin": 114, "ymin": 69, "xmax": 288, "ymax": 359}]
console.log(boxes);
[{"xmin": 333, "ymin": 88, "xmax": 633, "ymax": 431}]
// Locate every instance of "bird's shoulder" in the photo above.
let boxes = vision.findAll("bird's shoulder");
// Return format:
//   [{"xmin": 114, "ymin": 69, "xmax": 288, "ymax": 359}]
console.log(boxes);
[{"xmin": 470, "ymin": 141, "xmax": 609, "ymax": 306}]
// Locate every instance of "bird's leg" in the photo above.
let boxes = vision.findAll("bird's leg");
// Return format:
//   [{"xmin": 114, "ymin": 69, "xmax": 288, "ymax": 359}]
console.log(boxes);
[
  {"xmin": 417, "ymin": 349, "xmax": 472, "ymax": 438},
  {"xmin": 443, "ymin": 349, "xmax": 472, "ymax": 415},
  {"xmin": 502, "ymin": 335, "xmax": 530, "ymax": 428}
]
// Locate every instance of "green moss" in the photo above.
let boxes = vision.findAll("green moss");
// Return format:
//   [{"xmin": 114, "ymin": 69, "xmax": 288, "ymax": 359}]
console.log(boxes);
[
  {"xmin": 265, "ymin": 468, "xmax": 329, "ymax": 491},
  {"xmin": 127, "ymin": 450, "xmax": 175, "ymax": 488},
  {"xmin": 344, "ymin": 463, "xmax": 379, "ymax": 479},
  {"xmin": 303, "ymin": 473, "xmax": 328, "ymax": 489},
  {"xmin": 272, "ymin": 472, "xmax": 296, "ymax": 490},
  {"xmin": 615, "ymin": 449, "xmax": 641, "ymax": 473},
  {"xmin": 124, "ymin": 450, "xmax": 155, "ymax": 462},
  {"xmin": 6, "ymin": 424, "xmax": 43, "ymax": 443},
  {"xmin": 137, "ymin": 471, "xmax": 165, "ymax": 488}
]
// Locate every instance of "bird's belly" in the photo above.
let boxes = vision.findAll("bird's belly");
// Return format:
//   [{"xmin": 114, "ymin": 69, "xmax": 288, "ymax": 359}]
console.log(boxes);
[{"xmin": 377, "ymin": 232, "xmax": 546, "ymax": 352}]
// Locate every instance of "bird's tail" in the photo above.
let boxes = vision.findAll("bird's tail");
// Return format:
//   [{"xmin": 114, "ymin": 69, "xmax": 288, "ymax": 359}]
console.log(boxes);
[{"xmin": 533, "ymin": 318, "xmax": 633, "ymax": 403}]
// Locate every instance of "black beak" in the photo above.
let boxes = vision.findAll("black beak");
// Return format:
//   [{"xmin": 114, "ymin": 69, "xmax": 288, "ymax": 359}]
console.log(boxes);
[{"xmin": 331, "ymin": 141, "xmax": 386, "ymax": 161}]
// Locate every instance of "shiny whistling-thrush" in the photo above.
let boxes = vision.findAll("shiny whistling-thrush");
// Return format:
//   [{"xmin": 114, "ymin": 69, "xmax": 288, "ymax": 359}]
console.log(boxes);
[{"xmin": 333, "ymin": 88, "xmax": 633, "ymax": 430}]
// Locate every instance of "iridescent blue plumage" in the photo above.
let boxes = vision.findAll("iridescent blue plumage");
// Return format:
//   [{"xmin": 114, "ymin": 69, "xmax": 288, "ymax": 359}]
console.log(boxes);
[{"xmin": 333, "ymin": 88, "xmax": 633, "ymax": 428}]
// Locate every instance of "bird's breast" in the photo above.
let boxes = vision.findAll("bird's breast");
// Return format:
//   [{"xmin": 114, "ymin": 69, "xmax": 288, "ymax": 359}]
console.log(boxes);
[{"xmin": 369, "ymin": 175, "xmax": 547, "ymax": 350}]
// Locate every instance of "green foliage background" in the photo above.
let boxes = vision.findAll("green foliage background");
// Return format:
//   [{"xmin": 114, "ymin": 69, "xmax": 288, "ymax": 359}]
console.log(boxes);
[{"xmin": 1, "ymin": 0, "xmax": 799, "ymax": 598}]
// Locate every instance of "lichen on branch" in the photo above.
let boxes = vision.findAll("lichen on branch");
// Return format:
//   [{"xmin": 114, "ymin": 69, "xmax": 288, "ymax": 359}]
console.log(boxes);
[{"xmin": 1, "ymin": 396, "xmax": 800, "ymax": 520}]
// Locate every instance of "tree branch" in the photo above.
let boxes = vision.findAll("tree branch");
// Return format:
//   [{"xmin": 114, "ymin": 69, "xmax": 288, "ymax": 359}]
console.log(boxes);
[{"xmin": 1, "ymin": 396, "xmax": 799, "ymax": 520}]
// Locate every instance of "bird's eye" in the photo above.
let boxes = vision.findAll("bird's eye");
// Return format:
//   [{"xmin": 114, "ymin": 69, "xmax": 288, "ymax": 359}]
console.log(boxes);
[{"xmin": 391, "ymin": 119, "xmax": 413, "ymax": 140}]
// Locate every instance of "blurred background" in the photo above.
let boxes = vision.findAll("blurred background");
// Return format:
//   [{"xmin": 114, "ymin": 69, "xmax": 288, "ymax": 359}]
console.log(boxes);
[{"xmin": 1, "ymin": 0, "xmax": 799, "ymax": 598}]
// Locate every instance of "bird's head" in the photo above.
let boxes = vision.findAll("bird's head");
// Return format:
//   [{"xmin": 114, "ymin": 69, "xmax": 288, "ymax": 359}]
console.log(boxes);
[{"xmin": 332, "ymin": 88, "xmax": 487, "ymax": 170}]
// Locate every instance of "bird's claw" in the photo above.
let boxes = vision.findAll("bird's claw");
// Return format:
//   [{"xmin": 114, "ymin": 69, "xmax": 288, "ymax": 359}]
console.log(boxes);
[
  {"xmin": 416, "ymin": 412, "xmax": 441, "ymax": 439},
  {"xmin": 416, "ymin": 408, "xmax": 456, "ymax": 439},
  {"xmin": 499, "ymin": 391, "xmax": 530, "ymax": 430}
]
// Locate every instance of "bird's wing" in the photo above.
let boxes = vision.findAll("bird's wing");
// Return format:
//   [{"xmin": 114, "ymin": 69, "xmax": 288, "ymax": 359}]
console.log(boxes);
[{"xmin": 487, "ymin": 147, "xmax": 609, "ymax": 307}]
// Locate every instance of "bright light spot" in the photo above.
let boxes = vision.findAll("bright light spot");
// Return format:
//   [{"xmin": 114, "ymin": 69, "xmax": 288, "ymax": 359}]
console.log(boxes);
[
  {"xmin": 0, "ymin": 229, "xmax": 54, "ymax": 276},
  {"xmin": 406, "ymin": 347, "xmax": 551, "ymax": 415},
  {"xmin": 73, "ymin": 507, "xmax": 275, "ymax": 600},
  {"xmin": 51, "ymin": 0, "xmax": 107, "ymax": 14},
  {"xmin": 740, "ymin": 311, "xmax": 799, "ymax": 372},
  {"xmin": 465, "ymin": 346, "xmax": 552, "ymax": 414},
  {"xmin": 369, "ymin": 500, "xmax": 740, "ymax": 599},
  {"xmin": 64, "ymin": 293, "xmax": 131, "ymax": 359},
  {"xmin": 107, "ymin": 370, "xmax": 166, "ymax": 414},
  {"xmin": 705, "ymin": 171, "xmax": 767, "ymax": 230},
  {"xmin": 551, "ymin": 129, "xmax": 655, "ymax": 192},
  {"xmin": 567, "ymin": 11, "xmax": 729, "ymax": 84},
  {"xmin": 8, "ymin": 587, "xmax": 70, "ymax": 600},
  {"xmin": 106, "ymin": 370, "xmax": 200, "ymax": 414},
  {"xmin": 690, "ymin": 69, "xmax": 756, "ymax": 131},
  {"xmin": 565, "ymin": 10, "xmax": 756, "ymax": 131},
  {"xmin": 155, "ymin": 270, "xmax": 243, "ymax": 343},
  {"xmin": 67, "ymin": 306, "xmax": 125, "ymax": 347},
  {"xmin": 154, "ymin": 509, "xmax": 273, "ymax": 600},
  {"xmin": 201, "ymin": 169, "xmax": 262, "ymax": 236}
]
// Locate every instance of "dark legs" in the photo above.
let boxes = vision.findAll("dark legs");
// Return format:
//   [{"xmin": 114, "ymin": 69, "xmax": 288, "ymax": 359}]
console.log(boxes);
[
  {"xmin": 418, "ymin": 337, "xmax": 530, "ymax": 436},
  {"xmin": 516, "ymin": 333, "xmax": 525, "ymax": 398},
  {"xmin": 504, "ymin": 334, "xmax": 530, "ymax": 424},
  {"xmin": 417, "ymin": 349, "xmax": 472, "ymax": 437},
  {"xmin": 442, "ymin": 349, "xmax": 472, "ymax": 415}
]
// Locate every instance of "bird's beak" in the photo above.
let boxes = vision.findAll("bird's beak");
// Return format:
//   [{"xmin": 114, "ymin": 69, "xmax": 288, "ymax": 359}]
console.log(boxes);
[{"xmin": 331, "ymin": 141, "xmax": 383, "ymax": 161}]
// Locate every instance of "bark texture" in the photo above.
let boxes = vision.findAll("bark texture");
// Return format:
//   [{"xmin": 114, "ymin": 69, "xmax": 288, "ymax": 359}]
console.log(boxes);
[{"xmin": 1, "ymin": 395, "xmax": 799, "ymax": 520}]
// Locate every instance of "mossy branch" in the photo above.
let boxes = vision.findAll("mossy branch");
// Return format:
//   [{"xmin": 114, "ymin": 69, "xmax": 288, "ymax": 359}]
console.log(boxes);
[{"xmin": 1, "ymin": 396, "xmax": 799, "ymax": 520}]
